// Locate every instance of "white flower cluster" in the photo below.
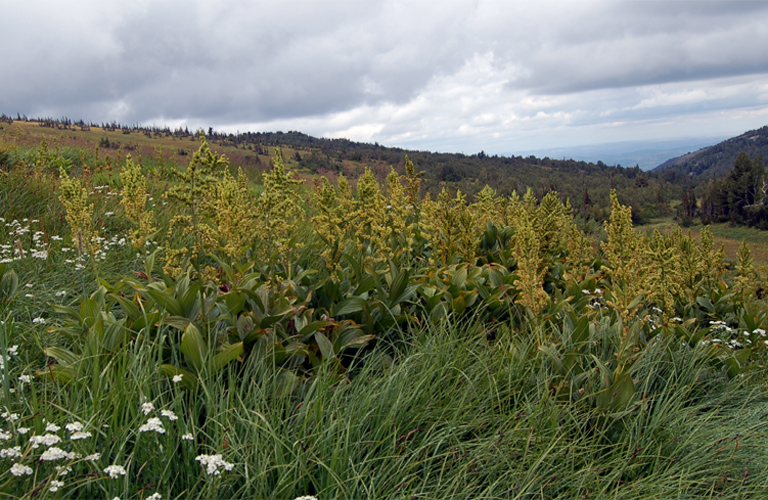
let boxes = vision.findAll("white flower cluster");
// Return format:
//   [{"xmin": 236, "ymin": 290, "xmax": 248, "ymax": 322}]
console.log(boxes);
[
  {"xmin": 104, "ymin": 464, "xmax": 127, "ymax": 479},
  {"xmin": 65, "ymin": 421, "xmax": 83, "ymax": 432},
  {"xmin": 10, "ymin": 462, "xmax": 33, "ymax": 476},
  {"xmin": 160, "ymin": 410, "xmax": 178, "ymax": 421},
  {"xmin": 138, "ymin": 417, "xmax": 165, "ymax": 434},
  {"xmin": 40, "ymin": 446, "xmax": 76, "ymax": 461},
  {"xmin": 29, "ymin": 433, "xmax": 62, "ymax": 448},
  {"xmin": 195, "ymin": 454, "xmax": 234, "ymax": 476},
  {"xmin": 0, "ymin": 446, "xmax": 21, "ymax": 459}
]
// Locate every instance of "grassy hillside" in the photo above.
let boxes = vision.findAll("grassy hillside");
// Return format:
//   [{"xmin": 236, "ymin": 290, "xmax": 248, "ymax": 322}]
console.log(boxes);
[
  {"xmin": 0, "ymin": 130, "xmax": 767, "ymax": 498},
  {"xmin": 654, "ymin": 125, "xmax": 768, "ymax": 184},
  {"xmin": 0, "ymin": 117, "xmax": 677, "ymax": 223}
]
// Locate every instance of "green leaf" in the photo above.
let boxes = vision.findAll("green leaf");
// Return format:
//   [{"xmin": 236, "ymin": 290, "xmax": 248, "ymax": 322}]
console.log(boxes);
[
  {"xmin": 146, "ymin": 288, "xmax": 183, "ymax": 317},
  {"xmin": 212, "ymin": 342, "xmax": 244, "ymax": 372},
  {"xmin": 451, "ymin": 267, "xmax": 468, "ymax": 288},
  {"xmin": 43, "ymin": 346, "xmax": 79, "ymax": 368},
  {"xmin": 102, "ymin": 318, "xmax": 131, "ymax": 351},
  {"xmin": 333, "ymin": 297, "xmax": 368, "ymax": 316},
  {"xmin": 315, "ymin": 332, "xmax": 335, "ymax": 360},
  {"xmin": 109, "ymin": 293, "xmax": 141, "ymax": 321},
  {"xmin": 180, "ymin": 323, "xmax": 207, "ymax": 371}
]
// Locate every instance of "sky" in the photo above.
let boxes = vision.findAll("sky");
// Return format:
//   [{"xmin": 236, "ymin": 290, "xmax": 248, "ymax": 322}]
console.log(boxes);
[{"xmin": 3, "ymin": 0, "xmax": 768, "ymax": 166}]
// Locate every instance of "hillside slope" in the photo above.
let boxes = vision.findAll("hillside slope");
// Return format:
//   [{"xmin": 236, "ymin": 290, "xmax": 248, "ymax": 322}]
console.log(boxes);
[{"xmin": 653, "ymin": 125, "xmax": 768, "ymax": 183}]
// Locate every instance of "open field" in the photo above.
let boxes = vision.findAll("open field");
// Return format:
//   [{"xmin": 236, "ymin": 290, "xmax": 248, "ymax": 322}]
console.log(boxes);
[
  {"xmin": 1, "ymin": 130, "xmax": 767, "ymax": 498},
  {"xmin": 640, "ymin": 217, "xmax": 768, "ymax": 266}
]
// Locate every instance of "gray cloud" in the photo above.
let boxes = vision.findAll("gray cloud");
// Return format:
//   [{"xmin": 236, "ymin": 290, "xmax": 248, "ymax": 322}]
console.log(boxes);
[{"xmin": 1, "ymin": 0, "xmax": 767, "ymax": 154}]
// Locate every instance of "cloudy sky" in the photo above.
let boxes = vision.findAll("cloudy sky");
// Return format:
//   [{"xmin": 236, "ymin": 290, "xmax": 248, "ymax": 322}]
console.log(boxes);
[{"xmin": 3, "ymin": 0, "xmax": 768, "ymax": 162}]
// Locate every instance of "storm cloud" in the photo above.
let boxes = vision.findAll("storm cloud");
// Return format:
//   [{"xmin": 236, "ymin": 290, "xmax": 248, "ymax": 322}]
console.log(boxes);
[{"xmin": 3, "ymin": 0, "xmax": 767, "ymax": 155}]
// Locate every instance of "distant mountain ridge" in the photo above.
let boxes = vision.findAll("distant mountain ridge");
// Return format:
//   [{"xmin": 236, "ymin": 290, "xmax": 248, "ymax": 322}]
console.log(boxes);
[{"xmin": 653, "ymin": 125, "xmax": 768, "ymax": 181}]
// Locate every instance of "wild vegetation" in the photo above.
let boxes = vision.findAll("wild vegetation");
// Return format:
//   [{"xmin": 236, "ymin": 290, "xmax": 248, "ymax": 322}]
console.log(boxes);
[{"xmin": 0, "ymin": 122, "xmax": 768, "ymax": 499}]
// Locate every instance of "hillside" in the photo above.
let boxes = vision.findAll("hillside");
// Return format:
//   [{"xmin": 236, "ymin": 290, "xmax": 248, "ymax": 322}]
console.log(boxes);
[
  {"xmin": 653, "ymin": 125, "xmax": 768, "ymax": 184},
  {"xmin": 0, "ymin": 115, "xmax": 675, "ymax": 222}
]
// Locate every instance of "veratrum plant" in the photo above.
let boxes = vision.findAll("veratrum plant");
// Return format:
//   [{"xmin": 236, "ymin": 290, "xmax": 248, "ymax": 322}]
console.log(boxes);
[
  {"xmin": 119, "ymin": 154, "xmax": 156, "ymax": 249},
  {"xmin": 58, "ymin": 167, "xmax": 98, "ymax": 256}
]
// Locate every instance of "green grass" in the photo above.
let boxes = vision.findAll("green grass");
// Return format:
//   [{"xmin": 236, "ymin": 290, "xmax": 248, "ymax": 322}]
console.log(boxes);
[
  {"xmin": 641, "ymin": 216, "xmax": 768, "ymax": 265},
  {"xmin": 2, "ymin": 315, "xmax": 767, "ymax": 499}
]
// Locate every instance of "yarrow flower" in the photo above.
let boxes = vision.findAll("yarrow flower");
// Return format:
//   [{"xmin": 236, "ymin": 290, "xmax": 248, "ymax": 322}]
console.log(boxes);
[
  {"xmin": 55, "ymin": 465, "xmax": 72, "ymax": 476},
  {"xmin": 172, "ymin": 374, "xmax": 183, "ymax": 384},
  {"xmin": 84, "ymin": 453, "xmax": 101, "ymax": 461},
  {"xmin": 181, "ymin": 433, "xmax": 194, "ymax": 441},
  {"xmin": 10, "ymin": 463, "xmax": 33, "ymax": 476},
  {"xmin": 29, "ymin": 433, "xmax": 62, "ymax": 448},
  {"xmin": 103, "ymin": 464, "xmax": 127, "ymax": 479},
  {"xmin": 140, "ymin": 402, "xmax": 155, "ymax": 415},
  {"xmin": 40, "ymin": 447, "xmax": 75, "ymax": 461},
  {"xmin": 138, "ymin": 417, "xmax": 165, "ymax": 434},
  {"xmin": 294, "ymin": 496, "xmax": 319, "ymax": 500},
  {"xmin": 49, "ymin": 480, "xmax": 64, "ymax": 492},
  {"xmin": 160, "ymin": 409, "xmax": 178, "ymax": 421},
  {"xmin": 195, "ymin": 454, "xmax": 234, "ymax": 476},
  {"xmin": 18, "ymin": 374, "xmax": 31, "ymax": 384},
  {"xmin": 70, "ymin": 431, "xmax": 92, "ymax": 440},
  {"xmin": 32, "ymin": 317, "xmax": 46, "ymax": 325},
  {"xmin": 0, "ymin": 447, "xmax": 21, "ymax": 459},
  {"xmin": 2, "ymin": 412, "xmax": 19, "ymax": 422},
  {"xmin": 65, "ymin": 422, "xmax": 83, "ymax": 433},
  {"xmin": 147, "ymin": 493, "xmax": 162, "ymax": 500},
  {"xmin": 45, "ymin": 423, "xmax": 61, "ymax": 433}
]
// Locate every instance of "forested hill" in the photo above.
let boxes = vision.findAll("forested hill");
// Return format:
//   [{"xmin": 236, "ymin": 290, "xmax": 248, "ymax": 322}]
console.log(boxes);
[
  {"xmin": 654, "ymin": 125, "xmax": 768, "ymax": 184},
  {"xmin": 0, "ymin": 114, "xmax": 675, "ymax": 222}
]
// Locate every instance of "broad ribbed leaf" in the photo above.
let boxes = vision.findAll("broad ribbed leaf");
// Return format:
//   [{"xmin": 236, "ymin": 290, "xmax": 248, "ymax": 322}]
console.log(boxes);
[
  {"xmin": 315, "ymin": 332, "xmax": 335, "ymax": 360},
  {"xmin": 146, "ymin": 288, "xmax": 183, "ymax": 317},
  {"xmin": 180, "ymin": 323, "xmax": 207, "ymax": 371},
  {"xmin": 212, "ymin": 342, "xmax": 244, "ymax": 372},
  {"xmin": 43, "ymin": 346, "xmax": 79, "ymax": 367}
]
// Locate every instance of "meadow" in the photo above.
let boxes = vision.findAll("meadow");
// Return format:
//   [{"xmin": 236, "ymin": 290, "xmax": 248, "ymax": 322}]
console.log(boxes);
[{"xmin": 0, "ymin": 131, "xmax": 767, "ymax": 499}]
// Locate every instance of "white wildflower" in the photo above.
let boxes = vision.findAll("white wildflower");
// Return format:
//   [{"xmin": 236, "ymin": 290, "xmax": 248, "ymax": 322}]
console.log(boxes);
[
  {"xmin": 84, "ymin": 453, "xmax": 101, "ymax": 461},
  {"xmin": 0, "ymin": 431, "xmax": 10, "ymax": 441},
  {"xmin": 138, "ymin": 417, "xmax": 165, "ymax": 434},
  {"xmin": 29, "ymin": 433, "xmax": 61, "ymax": 448},
  {"xmin": 103, "ymin": 464, "xmax": 127, "ymax": 479},
  {"xmin": 45, "ymin": 423, "xmax": 60, "ymax": 433},
  {"xmin": 17, "ymin": 427, "xmax": 30, "ymax": 435},
  {"xmin": 49, "ymin": 480, "xmax": 64, "ymax": 492},
  {"xmin": 147, "ymin": 493, "xmax": 162, "ymax": 500},
  {"xmin": 55, "ymin": 465, "xmax": 72, "ymax": 476},
  {"xmin": 70, "ymin": 431, "xmax": 92, "ymax": 440},
  {"xmin": 40, "ymin": 446, "xmax": 70, "ymax": 461},
  {"xmin": 294, "ymin": 496, "xmax": 319, "ymax": 500},
  {"xmin": 10, "ymin": 463, "xmax": 33, "ymax": 476},
  {"xmin": 32, "ymin": 317, "xmax": 46, "ymax": 325},
  {"xmin": 2, "ymin": 412, "xmax": 19, "ymax": 422},
  {"xmin": 140, "ymin": 402, "xmax": 154, "ymax": 415},
  {"xmin": 160, "ymin": 410, "xmax": 178, "ymax": 421},
  {"xmin": 0, "ymin": 446, "xmax": 21, "ymax": 459},
  {"xmin": 181, "ymin": 433, "xmax": 194, "ymax": 441},
  {"xmin": 195, "ymin": 454, "xmax": 234, "ymax": 476},
  {"xmin": 18, "ymin": 374, "xmax": 31, "ymax": 384},
  {"xmin": 172, "ymin": 374, "xmax": 183, "ymax": 384},
  {"xmin": 65, "ymin": 422, "xmax": 83, "ymax": 433}
]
